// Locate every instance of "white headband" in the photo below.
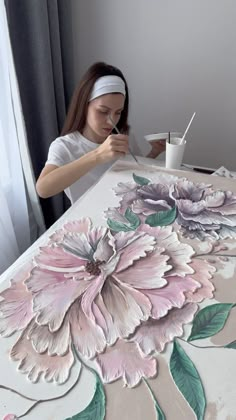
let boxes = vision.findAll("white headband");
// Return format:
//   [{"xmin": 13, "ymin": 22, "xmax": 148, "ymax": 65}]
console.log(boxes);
[{"xmin": 89, "ymin": 75, "xmax": 126, "ymax": 101}]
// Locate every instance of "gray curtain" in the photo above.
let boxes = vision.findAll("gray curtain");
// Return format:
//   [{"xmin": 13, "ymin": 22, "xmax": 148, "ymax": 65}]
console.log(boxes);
[{"xmin": 5, "ymin": 0, "xmax": 71, "ymax": 227}]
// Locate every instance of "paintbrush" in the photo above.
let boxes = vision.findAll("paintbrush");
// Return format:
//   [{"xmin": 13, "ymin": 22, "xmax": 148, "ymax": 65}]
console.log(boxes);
[{"xmin": 108, "ymin": 115, "xmax": 139, "ymax": 165}]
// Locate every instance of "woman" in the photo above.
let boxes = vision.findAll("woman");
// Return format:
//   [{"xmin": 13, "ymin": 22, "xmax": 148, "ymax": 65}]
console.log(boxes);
[{"xmin": 36, "ymin": 62, "xmax": 165, "ymax": 204}]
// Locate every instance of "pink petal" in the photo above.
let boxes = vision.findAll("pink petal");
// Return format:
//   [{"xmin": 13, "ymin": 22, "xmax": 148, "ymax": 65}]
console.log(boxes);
[
  {"xmin": 131, "ymin": 303, "xmax": 198, "ymax": 354},
  {"xmin": 3, "ymin": 415, "xmax": 18, "ymax": 420},
  {"xmin": 81, "ymin": 274, "xmax": 106, "ymax": 322},
  {"xmin": 25, "ymin": 268, "xmax": 89, "ymax": 332},
  {"xmin": 186, "ymin": 259, "xmax": 216, "ymax": 302},
  {"xmin": 115, "ymin": 231, "xmax": 156, "ymax": 273},
  {"xmin": 69, "ymin": 302, "xmax": 106, "ymax": 359},
  {"xmin": 115, "ymin": 249, "xmax": 169, "ymax": 289},
  {"xmin": 141, "ymin": 275, "xmax": 199, "ymax": 319},
  {"xmin": 139, "ymin": 225, "xmax": 195, "ymax": 276},
  {"xmin": 27, "ymin": 319, "xmax": 70, "ymax": 356},
  {"xmin": 132, "ymin": 198, "xmax": 171, "ymax": 216},
  {"xmin": 34, "ymin": 245, "xmax": 87, "ymax": 269},
  {"xmin": 96, "ymin": 339, "xmax": 156, "ymax": 387},
  {"xmin": 0, "ymin": 278, "xmax": 34, "ymax": 337},
  {"xmin": 63, "ymin": 217, "xmax": 92, "ymax": 234},
  {"xmin": 93, "ymin": 232, "xmax": 115, "ymax": 262},
  {"xmin": 101, "ymin": 279, "xmax": 151, "ymax": 339},
  {"xmin": 92, "ymin": 295, "xmax": 117, "ymax": 346},
  {"xmin": 49, "ymin": 229, "xmax": 65, "ymax": 243},
  {"xmin": 10, "ymin": 328, "xmax": 75, "ymax": 384},
  {"xmin": 113, "ymin": 182, "xmax": 138, "ymax": 210},
  {"xmin": 61, "ymin": 233, "xmax": 94, "ymax": 260},
  {"xmin": 87, "ymin": 226, "xmax": 108, "ymax": 249},
  {"xmin": 104, "ymin": 207, "xmax": 129, "ymax": 223},
  {"xmin": 114, "ymin": 181, "xmax": 137, "ymax": 195}
]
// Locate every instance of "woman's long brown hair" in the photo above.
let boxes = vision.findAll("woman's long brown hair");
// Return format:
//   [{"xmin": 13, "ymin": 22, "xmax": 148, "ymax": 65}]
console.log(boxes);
[{"xmin": 61, "ymin": 62, "xmax": 129, "ymax": 136}]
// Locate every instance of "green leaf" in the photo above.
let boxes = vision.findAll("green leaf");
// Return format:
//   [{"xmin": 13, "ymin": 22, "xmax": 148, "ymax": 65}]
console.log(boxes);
[
  {"xmin": 144, "ymin": 379, "xmax": 166, "ymax": 420},
  {"xmin": 124, "ymin": 207, "xmax": 140, "ymax": 227},
  {"xmin": 65, "ymin": 372, "xmax": 105, "ymax": 419},
  {"xmin": 133, "ymin": 172, "xmax": 150, "ymax": 185},
  {"xmin": 225, "ymin": 340, "xmax": 236, "ymax": 349},
  {"xmin": 170, "ymin": 341, "xmax": 206, "ymax": 420},
  {"xmin": 188, "ymin": 303, "xmax": 235, "ymax": 342},
  {"xmin": 145, "ymin": 207, "xmax": 177, "ymax": 227},
  {"xmin": 107, "ymin": 207, "xmax": 140, "ymax": 232},
  {"xmin": 107, "ymin": 218, "xmax": 134, "ymax": 232}
]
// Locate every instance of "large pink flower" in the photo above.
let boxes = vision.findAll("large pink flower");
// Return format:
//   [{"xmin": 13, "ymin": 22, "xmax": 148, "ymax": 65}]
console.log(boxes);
[{"xmin": 0, "ymin": 218, "xmax": 215, "ymax": 387}]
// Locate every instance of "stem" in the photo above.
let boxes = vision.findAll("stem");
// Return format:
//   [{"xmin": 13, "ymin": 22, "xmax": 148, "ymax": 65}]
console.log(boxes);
[
  {"xmin": 72, "ymin": 344, "xmax": 96, "ymax": 375},
  {"xmin": 178, "ymin": 337, "xmax": 224, "ymax": 349},
  {"xmin": 0, "ymin": 384, "xmax": 37, "ymax": 401},
  {"xmin": 1, "ymin": 366, "xmax": 81, "ymax": 419},
  {"xmin": 143, "ymin": 378, "xmax": 166, "ymax": 419},
  {"xmin": 18, "ymin": 367, "xmax": 81, "ymax": 418}
]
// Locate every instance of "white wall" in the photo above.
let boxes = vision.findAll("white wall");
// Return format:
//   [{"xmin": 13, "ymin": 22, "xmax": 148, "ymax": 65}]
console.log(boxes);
[{"xmin": 68, "ymin": 0, "xmax": 236, "ymax": 170}]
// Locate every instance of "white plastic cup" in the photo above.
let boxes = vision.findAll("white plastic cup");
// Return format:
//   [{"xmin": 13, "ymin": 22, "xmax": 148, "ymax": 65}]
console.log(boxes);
[{"xmin": 165, "ymin": 137, "xmax": 186, "ymax": 170}]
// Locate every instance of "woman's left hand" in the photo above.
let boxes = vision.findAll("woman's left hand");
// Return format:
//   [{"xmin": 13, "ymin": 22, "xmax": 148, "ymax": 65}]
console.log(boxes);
[{"xmin": 147, "ymin": 139, "xmax": 166, "ymax": 159}]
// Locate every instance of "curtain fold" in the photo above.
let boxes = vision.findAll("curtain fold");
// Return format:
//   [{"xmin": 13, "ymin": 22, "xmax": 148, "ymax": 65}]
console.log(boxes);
[
  {"xmin": 0, "ymin": 0, "xmax": 45, "ymax": 274},
  {"xmin": 5, "ymin": 0, "xmax": 70, "ymax": 227}
]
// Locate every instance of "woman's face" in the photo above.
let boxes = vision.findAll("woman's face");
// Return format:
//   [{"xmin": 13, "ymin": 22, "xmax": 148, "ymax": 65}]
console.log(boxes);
[{"xmin": 83, "ymin": 93, "xmax": 125, "ymax": 143}]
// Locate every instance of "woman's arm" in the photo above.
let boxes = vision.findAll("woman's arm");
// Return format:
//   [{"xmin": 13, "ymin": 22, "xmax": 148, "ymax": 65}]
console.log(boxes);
[
  {"xmin": 129, "ymin": 133, "xmax": 166, "ymax": 159},
  {"xmin": 146, "ymin": 140, "xmax": 166, "ymax": 158},
  {"xmin": 36, "ymin": 134, "xmax": 128, "ymax": 198}
]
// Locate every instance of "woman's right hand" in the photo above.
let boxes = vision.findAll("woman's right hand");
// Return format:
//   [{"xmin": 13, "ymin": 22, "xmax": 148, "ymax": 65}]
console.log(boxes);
[{"xmin": 96, "ymin": 134, "xmax": 129, "ymax": 163}]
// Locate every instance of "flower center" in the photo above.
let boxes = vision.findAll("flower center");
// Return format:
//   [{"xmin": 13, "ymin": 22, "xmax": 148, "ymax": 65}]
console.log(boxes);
[{"xmin": 85, "ymin": 259, "xmax": 104, "ymax": 276}]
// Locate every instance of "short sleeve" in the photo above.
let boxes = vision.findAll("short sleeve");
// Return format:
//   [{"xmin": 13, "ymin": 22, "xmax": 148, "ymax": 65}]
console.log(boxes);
[{"xmin": 46, "ymin": 138, "xmax": 71, "ymax": 167}]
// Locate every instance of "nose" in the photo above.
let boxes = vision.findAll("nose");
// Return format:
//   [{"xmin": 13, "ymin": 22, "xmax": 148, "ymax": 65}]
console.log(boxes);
[{"xmin": 107, "ymin": 114, "xmax": 113, "ymax": 127}]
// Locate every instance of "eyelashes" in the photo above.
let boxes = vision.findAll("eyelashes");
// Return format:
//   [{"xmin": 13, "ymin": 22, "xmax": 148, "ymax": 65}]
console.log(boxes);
[{"xmin": 98, "ymin": 110, "xmax": 122, "ymax": 116}]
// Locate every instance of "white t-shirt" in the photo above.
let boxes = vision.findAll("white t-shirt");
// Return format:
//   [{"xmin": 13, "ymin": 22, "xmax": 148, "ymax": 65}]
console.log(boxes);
[{"xmin": 46, "ymin": 131, "xmax": 147, "ymax": 204}]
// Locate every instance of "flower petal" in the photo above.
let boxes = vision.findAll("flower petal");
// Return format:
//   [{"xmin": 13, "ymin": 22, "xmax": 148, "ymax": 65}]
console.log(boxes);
[
  {"xmin": 87, "ymin": 226, "xmax": 108, "ymax": 249},
  {"xmin": 0, "ymin": 278, "xmax": 34, "ymax": 337},
  {"xmin": 186, "ymin": 259, "xmax": 215, "ymax": 302},
  {"xmin": 171, "ymin": 180, "xmax": 210, "ymax": 202},
  {"xmin": 115, "ymin": 249, "xmax": 169, "ymax": 289},
  {"xmin": 34, "ymin": 245, "xmax": 87, "ymax": 269},
  {"xmin": 61, "ymin": 233, "xmax": 93, "ymax": 260},
  {"xmin": 131, "ymin": 303, "xmax": 198, "ymax": 354},
  {"xmin": 27, "ymin": 320, "xmax": 70, "ymax": 356},
  {"xmin": 69, "ymin": 302, "xmax": 106, "ymax": 359},
  {"xmin": 10, "ymin": 327, "xmax": 75, "ymax": 384},
  {"xmin": 115, "ymin": 231, "xmax": 156, "ymax": 273},
  {"xmin": 81, "ymin": 274, "xmax": 106, "ymax": 322},
  {"xmin": 141, "ymin": 275, "xmax": 199, "ymax": 319},
  {"xmin": 140, "ymin": 225, "xmax": 195, "ymax": 277},
  {"xmin": 101, "ymin": 279, "xmax": 151, "ymax": 338},
  {"xmin": 132, "ymin": 198, "xmax": 171, "ymax": 216},
  {"xmin": 93, "ymin": 232, "xmax": 115, "ymax": 263},
  {"xmin": 25, "ymin": 268, "xmax": 89, "ymax": 332},
  {"xmin": 104, "ymin": 207, "xmax": 129, "ymax": 223},
  {"xmin": 92, "ymin": 295, "xmax": 117, "ymax": 346},
  {"xmin": 63, "ymin": 217, "xmax": 92, "ymax": 234},
  {"xmin": 96, "ymin": 339, "xmax": 156, "ymax": 387}
]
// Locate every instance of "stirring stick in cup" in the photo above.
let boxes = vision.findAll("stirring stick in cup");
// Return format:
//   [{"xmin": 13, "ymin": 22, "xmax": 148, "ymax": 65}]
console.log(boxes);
[{"xmin": 180, "ymin": 112, "xmax": 196, "ymax": 145}]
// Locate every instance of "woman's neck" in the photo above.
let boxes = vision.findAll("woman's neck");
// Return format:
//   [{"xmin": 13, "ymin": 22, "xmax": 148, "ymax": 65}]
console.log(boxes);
[{"xmin": 82, "ymin": 127, "xmax": 105, "ymax": 144}]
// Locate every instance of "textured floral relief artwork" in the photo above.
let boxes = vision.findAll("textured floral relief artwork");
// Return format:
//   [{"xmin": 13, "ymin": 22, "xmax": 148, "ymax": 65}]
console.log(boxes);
[
  {"xmin": 106, "ymin": 173, "xmax": 236, "ymax": 240},
  {"xmin": 0, "ymin": 170, "xmax": 236, "ymax": 419}
]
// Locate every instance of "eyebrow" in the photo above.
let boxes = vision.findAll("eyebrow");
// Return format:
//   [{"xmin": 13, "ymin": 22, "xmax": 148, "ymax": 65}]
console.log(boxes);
[{"xmin": 98, "ymin": 105, "xmax": 124, "ymax": 111}]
